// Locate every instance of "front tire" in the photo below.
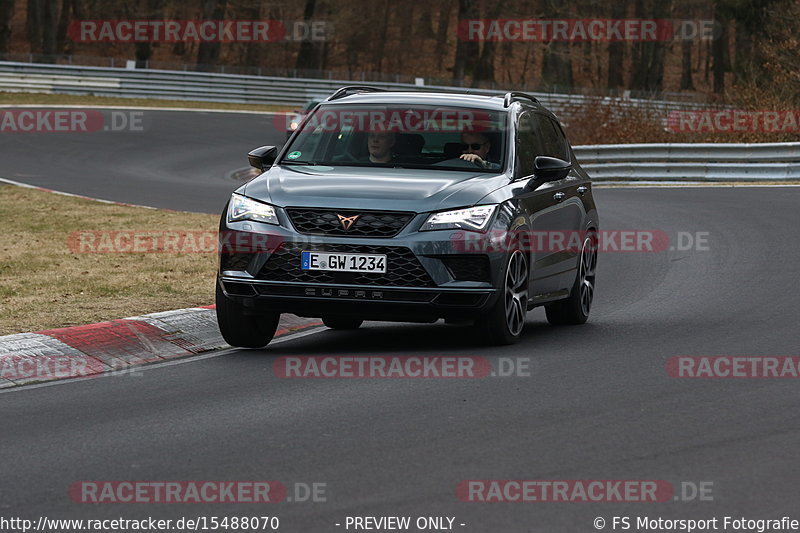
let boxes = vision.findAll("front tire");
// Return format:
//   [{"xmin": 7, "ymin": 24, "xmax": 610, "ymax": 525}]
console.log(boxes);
[
  {"xmin": 477, "ymin": 248, "xmax": 529, "ymax": 345},
  {"xmin": 545, "ymin": 232, "xmax": 597, "ymax": 325},
  {"xmin": 216, "ymin": 282, "xmax": 280, "ymax": 348}
]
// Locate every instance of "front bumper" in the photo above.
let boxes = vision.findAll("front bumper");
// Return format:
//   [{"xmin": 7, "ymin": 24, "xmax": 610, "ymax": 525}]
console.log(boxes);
[
  {"xmin": 219, "ymin": 277, "xmax": 495, "ymax": 322},
  {"xmin": 217, "ymin": 221, "xmax": 512, "ymax": 321}
]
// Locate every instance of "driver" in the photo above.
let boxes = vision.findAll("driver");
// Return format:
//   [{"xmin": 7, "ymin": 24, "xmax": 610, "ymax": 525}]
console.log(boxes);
[{"xmin": 459, "ymin": 132, "xmax": 499, "ymax": 170}]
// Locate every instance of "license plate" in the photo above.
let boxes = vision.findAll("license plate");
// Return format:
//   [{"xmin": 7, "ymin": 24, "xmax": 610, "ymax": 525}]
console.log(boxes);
[{"xmin": 301, "ymin": 251, "xmax": 387, "ymax": 273}]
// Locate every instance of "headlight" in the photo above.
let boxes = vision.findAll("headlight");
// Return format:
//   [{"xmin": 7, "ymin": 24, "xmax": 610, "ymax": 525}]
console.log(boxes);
[
  {"xmin": 420, "ymin": 205, "xmax": 497, "ymax": 232},
  {"xmin": 227, "ymin": 193, "xmax": 279, "ymax": 225},
  {"xmin": 289, "ymin": 120, "xmax": 299, "ymax": 130}
]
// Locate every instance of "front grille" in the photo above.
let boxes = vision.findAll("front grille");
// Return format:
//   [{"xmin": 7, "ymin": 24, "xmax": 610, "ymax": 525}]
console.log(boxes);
[
  {"xmin": 440, "ymin": 255, "xmax": 491, "ymax": 282},
  {"xmin": 258, "ymin": 243, "xmax": 435, "ymax": 287},
  {"xmin": 286, "ymin": 208, "xmax": 414, "ymax": 237}
]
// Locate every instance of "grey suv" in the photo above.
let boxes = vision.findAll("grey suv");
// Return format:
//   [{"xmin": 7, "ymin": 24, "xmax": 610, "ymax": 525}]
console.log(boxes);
[{"xmin": 216, "ymin": 87, "xmax": 599, "ymax": 346}]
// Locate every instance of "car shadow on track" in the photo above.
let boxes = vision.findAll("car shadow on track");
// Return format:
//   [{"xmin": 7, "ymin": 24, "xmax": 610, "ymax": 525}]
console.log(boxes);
[{"xmin": 240, "ymin": 314, "xmax": 598, "ymax": 356}]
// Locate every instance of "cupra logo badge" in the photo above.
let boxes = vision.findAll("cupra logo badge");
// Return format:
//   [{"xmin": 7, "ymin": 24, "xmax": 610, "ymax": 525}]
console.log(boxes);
[{"xmin": 337, "ymin": 214, "xmax": 360, "ymax": 231}]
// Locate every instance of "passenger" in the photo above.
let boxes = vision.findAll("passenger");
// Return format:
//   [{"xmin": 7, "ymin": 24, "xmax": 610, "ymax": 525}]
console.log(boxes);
[
  {"xmin": 459, "ymin": 132, "xmax": 499, "ymax": 170},
  {"xmin": 365, "ymin": 131, "xmax": 396, "ymax": 163}
]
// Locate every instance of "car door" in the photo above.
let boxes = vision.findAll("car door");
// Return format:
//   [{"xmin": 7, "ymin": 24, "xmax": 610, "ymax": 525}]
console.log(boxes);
[
  {"xmin": 514, "ymin": 111, "xmax": 583, "ymax": 300},
  {"xmin": 539, "ymin": 114, "xmax": 592, "ymax": 291}
]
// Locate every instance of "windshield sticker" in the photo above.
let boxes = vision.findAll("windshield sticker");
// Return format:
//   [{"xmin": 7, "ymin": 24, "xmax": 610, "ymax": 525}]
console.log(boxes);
[{"xmin": 287, "ymin": 151, "xmax": 302, "ymax": 159}]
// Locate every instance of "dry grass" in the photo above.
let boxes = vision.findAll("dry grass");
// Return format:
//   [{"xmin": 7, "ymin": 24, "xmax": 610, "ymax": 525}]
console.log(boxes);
[
  {"xmin": 0, "ymin": 185, "xmax": 219, "ymax": 335},
  {"xmin": 564, "ymin": 97, "xmax": 800, "ymax": 145},
  {"xmin": 0, "ymin": 91, "xmax": 292, "ymax": 113}
]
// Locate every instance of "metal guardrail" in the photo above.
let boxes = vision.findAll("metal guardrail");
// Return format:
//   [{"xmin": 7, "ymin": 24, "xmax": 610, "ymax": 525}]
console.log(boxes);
[
  {"xmin": 3, "ymin": 61, "xmax": 789, "ymax": 181},
  {"xmin": 0, "ymin": 61, "xmax": 713, "ymax": 116},
  {"xmin": 574, "ymin": 143, "xmax": 800, "ymax": 180},
  {"xmin": 0, "ymin": 53, "xmax": 719, "ymax": 103}
]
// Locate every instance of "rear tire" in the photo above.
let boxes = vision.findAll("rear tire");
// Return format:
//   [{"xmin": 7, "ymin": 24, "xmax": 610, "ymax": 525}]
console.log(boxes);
[
  {"xmin": 545, "ymin": 232, "xmax": 597, "ymax": 325},
  {"xmin": 322, "ymin": 316, "xmax": 363, "ymax": 330},
  {"xmin": 215, "ymin": 282, "xmax": 280, "ymax": 348},
  {"xmin": 476, "ymin": 248, "xmax": 529, "ymax": 345}
]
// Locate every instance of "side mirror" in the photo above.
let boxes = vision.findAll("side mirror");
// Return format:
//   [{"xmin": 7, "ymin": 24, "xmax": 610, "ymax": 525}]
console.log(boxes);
[
  {"xmin": 248, "ymin": 146, "xmax": 277, "ymax": 171},
  {"xmin": 524, "ymin": 156, "xmax": 571, "ymax": 190},
  {"xmin": 533, "ymin": 156, "xmax": 571, "ymax": 181}
]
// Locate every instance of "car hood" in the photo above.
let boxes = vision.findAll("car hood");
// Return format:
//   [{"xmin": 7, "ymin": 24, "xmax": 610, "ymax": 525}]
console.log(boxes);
[{"xmin": 241, "ymin": 165, "xmax": 509, "ymax": 212}]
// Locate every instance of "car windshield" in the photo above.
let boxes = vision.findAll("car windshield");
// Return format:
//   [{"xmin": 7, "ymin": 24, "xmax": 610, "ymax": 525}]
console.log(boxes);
[{"xmin": 281, "ymin": 104, "xmax": 507, "ymax": 171}]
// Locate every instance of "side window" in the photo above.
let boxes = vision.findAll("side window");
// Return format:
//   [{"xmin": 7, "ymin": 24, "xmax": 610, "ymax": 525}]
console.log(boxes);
[
  {"xmin": 547, "ymin": 118, "xmax": 570, "ymax": 160},
  {"xmin": 515, "ymin": 112, "xmax": 539, "ymax": 177},
  {"xmin": 533, "ymin": 114, "xmax": 568, "ymax": 160}
]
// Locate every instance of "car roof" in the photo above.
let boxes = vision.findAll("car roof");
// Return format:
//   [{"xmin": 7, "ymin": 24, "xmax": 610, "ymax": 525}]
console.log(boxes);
[{"xmin": 320, "ymin": 91, "xmax": 541, "ymax": 112}]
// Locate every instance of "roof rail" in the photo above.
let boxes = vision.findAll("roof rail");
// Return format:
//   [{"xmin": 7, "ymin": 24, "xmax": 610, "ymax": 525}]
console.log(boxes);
[
  {"xmin": 503, "ymin": 91, "xmax": 540, "ymax": 107},
  {"xmin": 327, "ymin": 86, "xmax": 387, "ymax": 101}
]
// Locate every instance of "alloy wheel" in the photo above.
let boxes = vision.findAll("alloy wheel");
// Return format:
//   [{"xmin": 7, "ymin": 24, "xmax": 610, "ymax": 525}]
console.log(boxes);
[
  {"xmin": 578, "ymin": 236, "xmax": 598, "ymax": 316},
  {"xmin": 504, "ymin": 250, "xmax": 529, "ymax": 336}
]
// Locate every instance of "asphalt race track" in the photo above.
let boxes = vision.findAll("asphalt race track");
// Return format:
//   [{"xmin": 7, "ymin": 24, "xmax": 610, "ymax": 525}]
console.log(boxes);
[
  {"xmin": 2, "ymin": 109, "xmax": 799, "ymax": 531},
  {"xmin": 0, "ymin": 109, "xmax": 278, "ymax": 213}
]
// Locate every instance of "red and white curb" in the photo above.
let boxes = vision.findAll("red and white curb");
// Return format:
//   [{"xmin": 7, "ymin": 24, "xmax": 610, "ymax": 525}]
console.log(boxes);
[{"xmin": 0, "ymin": 307, "xmax": 322, "ymax": 388}]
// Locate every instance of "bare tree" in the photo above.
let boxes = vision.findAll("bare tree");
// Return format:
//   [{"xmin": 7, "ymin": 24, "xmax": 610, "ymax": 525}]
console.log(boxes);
[
  {"xmin": 56, "ymin": 0, "xmax": 82, "ymax": 55},
  {"xmin": 370, "ymin": 0, "xmax": 391, "ymax": 73},
  {"xmin": 540, "ymin": 41, "xmax": 573, "ymax": 90},
  {"xmin": 295, "ymin": 0, "xmax": 327, "ymax": 71},
  {"xmin": 473, "ymin": 0, "xmax": 506, "ymax": 87},
  {"xmin": 680, "ymin": 38, "xmax": 695, "ymax": 90},
  {"xmin": 434, "ymin": 0, "xmax": 453, "ymax": 70},
  {"xmin": 711, "ymin": 14, "xmax": 728, "ymax": 93},
  {"xmin": 607, "ymin": 0, "xmax": 628, "ymax": 89},
  {"xmin": 0, "ymin": 0, "xmax": 14, "ymax": 53},
  {"xmin": 629, "ymin": 0, "xmax": 671, "ymax": 92},
  {"xmin": 539, "ymin": 0, "xmax": 574, "ymax": 91},
  {"xmin": 27, "ymin": 0, "xmax": 59, "ymax": 56},
  {"xmin": 451, "ymin": 0, "xmax": 478, "ymax": 83},
  {"xmin": 196, "ymin": 0, "xmax": 228, "ymax": 70}
]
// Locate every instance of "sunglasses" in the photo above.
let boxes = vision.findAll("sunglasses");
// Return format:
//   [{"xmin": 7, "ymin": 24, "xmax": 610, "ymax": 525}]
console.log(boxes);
[{"xmin": 460, "ymin": 142, "xmax": 487, "ymax": 150}]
